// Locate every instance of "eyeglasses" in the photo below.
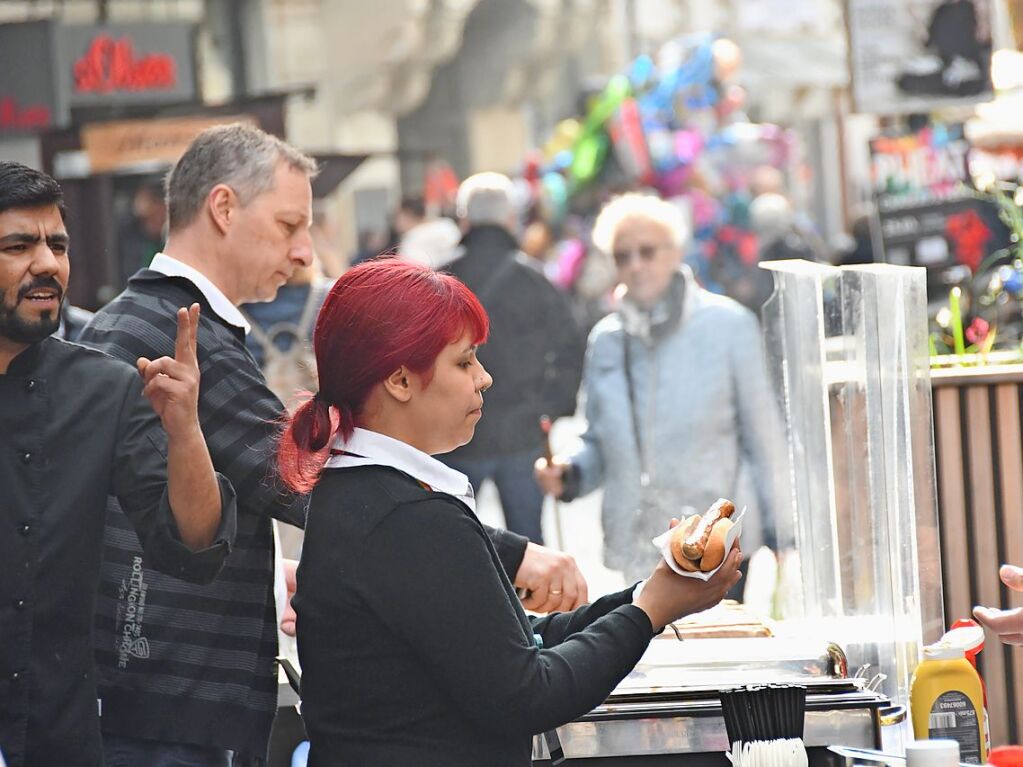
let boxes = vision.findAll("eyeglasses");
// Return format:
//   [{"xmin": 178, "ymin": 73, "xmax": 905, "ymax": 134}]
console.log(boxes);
[{"xmin": 612, "ymin": 243, "xmax": 668, "ymax": 267}]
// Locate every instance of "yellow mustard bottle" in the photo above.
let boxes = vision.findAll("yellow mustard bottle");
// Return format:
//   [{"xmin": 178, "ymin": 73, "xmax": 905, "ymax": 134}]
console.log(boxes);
[{"xmin": 910, "ymin": 642, "xmax": 988, "ymax": 765}]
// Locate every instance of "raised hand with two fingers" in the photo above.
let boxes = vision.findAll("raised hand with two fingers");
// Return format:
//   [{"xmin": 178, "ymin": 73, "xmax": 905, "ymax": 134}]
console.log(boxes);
[{"xmin": 137, "ymin": 303, "xmax": 203, "ymax": 439}]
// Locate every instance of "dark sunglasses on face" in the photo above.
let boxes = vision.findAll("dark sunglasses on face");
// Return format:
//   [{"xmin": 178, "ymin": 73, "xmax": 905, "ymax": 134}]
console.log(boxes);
[{"xmin": 612, "ymin": 243, "xmax": 667, "ymax": 267}]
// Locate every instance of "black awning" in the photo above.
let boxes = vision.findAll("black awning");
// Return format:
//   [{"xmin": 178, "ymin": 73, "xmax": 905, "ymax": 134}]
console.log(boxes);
[{"xmin": 311, "ymin": 153, "xmax": 369, "ymax": 199}]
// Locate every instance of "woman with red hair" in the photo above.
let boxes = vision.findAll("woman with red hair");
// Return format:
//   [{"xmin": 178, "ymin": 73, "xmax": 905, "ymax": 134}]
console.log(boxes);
[{"xmin": 278, "ymin": 259, "xmax": 741, "ymax": 766}]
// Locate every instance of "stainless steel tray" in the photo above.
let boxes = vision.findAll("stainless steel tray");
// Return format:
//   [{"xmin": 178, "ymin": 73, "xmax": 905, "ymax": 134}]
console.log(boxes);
[
  {"xmin": 532, "ymin": 639, "xmax": 885, "ymax": 761},
  {"xmin": 533, "ymin": 686, "xmax": 888, "ymax": 760},
  {"xmin": 606, "ymin": 677, "xmax": 865, "ymax": 705},
  {"xmin": 616, "ymin": 637, "xmax": 849, "ymax": 691}
]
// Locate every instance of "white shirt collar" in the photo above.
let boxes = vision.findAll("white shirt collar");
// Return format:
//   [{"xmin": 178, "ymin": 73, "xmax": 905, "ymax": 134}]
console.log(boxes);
[
  {"xmin": 149, "ymin": 253, "xmax": 251, "ymax": 335},
  {"xmin": 324, "ymin": 427, "xmax": 476, "ymax": 511}
]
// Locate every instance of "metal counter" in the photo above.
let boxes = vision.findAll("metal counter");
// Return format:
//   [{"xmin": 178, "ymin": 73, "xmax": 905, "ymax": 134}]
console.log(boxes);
[{"xmin": 532, "ymin": 637, "xmax": 888, "ymax": 762}]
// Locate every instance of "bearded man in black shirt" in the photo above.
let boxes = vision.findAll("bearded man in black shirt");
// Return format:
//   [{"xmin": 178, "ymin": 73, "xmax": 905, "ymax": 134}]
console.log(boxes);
[{"xmin": 0, "ymin": 162, "xmax": 236, "ymax": 767}]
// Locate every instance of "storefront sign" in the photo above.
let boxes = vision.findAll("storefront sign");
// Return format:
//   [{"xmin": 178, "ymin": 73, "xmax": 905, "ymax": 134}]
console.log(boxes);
[
  {"xmin": 58, "ymin": 23, "xmax": 196, "ymax": 108},
  {"xmin": 847, "ymin": 0, "xmax": 994, "ymax": 114},
  {"xmin": 0, "ymin": 97, "xmax": 52, "ymax": 131},
  {"xmin": 0, "ymin": 20, "xmax": 63, "ymax": 134},
  {"xmin": 0, "ymin": 20, "xmax": 196, "ymax": 135},
  {"xmin": 870, "ymin": 124, "xmax": 1007, "ymax": 284},
  {"xmin": 81, "ymin": 114, "xmax": 256, "ymax": 173},
  {"xmin": 73, "ymin": 35, "xmax": 178, "ymax": 95}
]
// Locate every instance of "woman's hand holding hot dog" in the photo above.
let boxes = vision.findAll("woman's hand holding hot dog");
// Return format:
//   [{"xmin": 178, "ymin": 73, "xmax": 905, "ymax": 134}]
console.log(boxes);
[
  {"xmin": 635, "ymin": 525, "xmax": 742, "ymax": 631},
  {"xmin": 634, "ymin": 515, "xmax": 742, "ymax": 632}
]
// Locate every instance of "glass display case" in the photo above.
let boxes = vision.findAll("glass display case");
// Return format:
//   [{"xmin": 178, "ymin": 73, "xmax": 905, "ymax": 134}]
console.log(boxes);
[
  {"xmin": 528, "ymin": 261, "xmax": 942, "ymax": 762},
  {"xmin": 761, "ymin": 260, "xmax": 944, "ymax": 708}
]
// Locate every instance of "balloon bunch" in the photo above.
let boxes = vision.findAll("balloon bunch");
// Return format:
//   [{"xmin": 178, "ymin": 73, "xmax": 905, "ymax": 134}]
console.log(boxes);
[{"xmin": 529, "ymin": 34, "xmax": 759, "ymax": 224}]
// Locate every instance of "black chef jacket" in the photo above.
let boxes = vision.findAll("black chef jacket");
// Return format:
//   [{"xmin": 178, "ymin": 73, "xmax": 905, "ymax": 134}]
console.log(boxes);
[{"xmin": 0, "ymin": 337, "xmax": 237, "ymax": 767}]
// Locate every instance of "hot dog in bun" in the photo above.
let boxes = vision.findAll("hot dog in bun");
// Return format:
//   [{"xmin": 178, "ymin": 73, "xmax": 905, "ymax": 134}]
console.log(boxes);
[
  {"xmin": 670, "ymin": 498, "xmax": 736, "ymax": 572},
  {"xmin": 670, "ymin": 516, "xmax": 702, "ymax": 571}
]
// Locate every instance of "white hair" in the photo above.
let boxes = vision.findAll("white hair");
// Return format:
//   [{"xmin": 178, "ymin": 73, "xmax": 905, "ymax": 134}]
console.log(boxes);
[
  {"xmin": 591, "ymin": 193, "xmax": 690, "ymax": 255},
  {"xmin": 749, "ymin": 192, "xmax": 794, "ymax": 240},
  {"xmin": 456, "ymin": 172, "xmax": 515, "ymax": 226}
]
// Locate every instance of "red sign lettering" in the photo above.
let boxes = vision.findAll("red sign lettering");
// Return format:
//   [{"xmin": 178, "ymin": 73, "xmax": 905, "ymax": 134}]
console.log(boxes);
[
  {"xmin": 0, "ymin": 97, "xmax": 52, "ymax": 130},
  {"xmin": 73, "ymin": 35, "xmax": 177, "ymax": 94}
]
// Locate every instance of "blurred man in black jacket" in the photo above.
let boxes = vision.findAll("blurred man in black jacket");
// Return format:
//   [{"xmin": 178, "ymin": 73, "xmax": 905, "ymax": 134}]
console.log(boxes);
[{"xmin": 443, "ymin": 173, "xmax": 585, "ymax": 544}]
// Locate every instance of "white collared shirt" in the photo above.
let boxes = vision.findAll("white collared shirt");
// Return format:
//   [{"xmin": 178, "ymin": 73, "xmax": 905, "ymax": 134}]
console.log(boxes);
[
  {"xmin": 149, "ymin": 253, "xmax": 289, "ymax": 636},
  {"xmin": 149, "ymin": 252, "xmax": 251, "ymax": 335},
  {"xmin": 324, "ymin": 428, "xmax": 476, "ymax": 512}
]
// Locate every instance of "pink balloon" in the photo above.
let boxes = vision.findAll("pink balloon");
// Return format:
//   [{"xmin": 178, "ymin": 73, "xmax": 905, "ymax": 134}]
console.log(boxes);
[{"xmin": 675, "ymin": 130, "xmax": 703, "ymax": 164}]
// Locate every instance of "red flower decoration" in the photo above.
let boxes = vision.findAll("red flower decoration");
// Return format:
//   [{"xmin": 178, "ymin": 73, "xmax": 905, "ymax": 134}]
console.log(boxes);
[
  {"xmin": 945, "ymin": 209, "xmax": 992, "ymax": 272},
  {"xmin": 965, "ymin": 316, "xmax": 990, "ymax": 346}
]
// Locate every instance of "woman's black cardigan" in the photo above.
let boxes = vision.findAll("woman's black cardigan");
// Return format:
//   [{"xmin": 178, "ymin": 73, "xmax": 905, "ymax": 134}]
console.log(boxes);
[{"xmin": 294, "ymin": 465, "xmax": 655, "ymax": 767}]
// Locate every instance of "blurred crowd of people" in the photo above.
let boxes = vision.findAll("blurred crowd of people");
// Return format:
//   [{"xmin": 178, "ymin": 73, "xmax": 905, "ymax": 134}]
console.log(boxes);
[
  {"xmin": 50, "ymin": 129, "xmax": 865, "ymax": 596},
  {"xmin": 96, "ymin": 151, "xmax": 852, "ymax": 574}
]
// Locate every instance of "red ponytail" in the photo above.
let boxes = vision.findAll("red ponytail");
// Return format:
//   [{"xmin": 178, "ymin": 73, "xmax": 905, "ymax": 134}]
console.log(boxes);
[{"xmin": 276, "ymin": 259, "xmax": 488, "ymax": 493}]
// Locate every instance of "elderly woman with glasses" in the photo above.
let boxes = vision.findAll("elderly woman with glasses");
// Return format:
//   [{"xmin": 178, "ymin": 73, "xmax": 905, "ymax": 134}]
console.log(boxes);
[{"xmin": 535, "ymin": 193, "xmax": 785, "ymax": 583}]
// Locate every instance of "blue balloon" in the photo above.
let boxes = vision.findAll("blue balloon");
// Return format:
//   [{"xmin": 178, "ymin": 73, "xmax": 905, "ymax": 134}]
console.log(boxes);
[
  {"xmin": 647, "ymin": 38, "xmax": 716, "ymax": 117},
  {"xmin": 628, "ymin": 54, "xmax": 656, "ymax": 88},
  {"xmin": 542, "ymin": 171, "xmax": 569, "ymax": 222},
  {"xmin": 552, "ymin": 150, "xmax": 574, "ymax": 172}
]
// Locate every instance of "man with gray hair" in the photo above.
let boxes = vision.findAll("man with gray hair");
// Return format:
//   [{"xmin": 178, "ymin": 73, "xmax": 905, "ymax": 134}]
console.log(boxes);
[
  {"xmin": 79, "ymin": 123, "xmax": 317, "ymax": 767},
  {"xmin": 81, "ymin": 128, "xmax": 587, "ymax": 765},
  {"xmin": 443, "ymin": 172, "xmax": 585, "ymax": 556},
  {"xmin": 455, "ymin": 172, "xmax": 517, "ymax": 228}
]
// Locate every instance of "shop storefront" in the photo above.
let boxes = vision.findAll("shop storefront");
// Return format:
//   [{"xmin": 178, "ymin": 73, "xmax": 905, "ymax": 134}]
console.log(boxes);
[
  {"xmin": 1, "ymin": 18, "xmax": 203, "ymax": 309},
  {"xmin": 0, "ymin": 18, "xmax": 364, "ymax": 310},
  {"xmin": 0, "ymin": 19, "xmax": 199, "ymax": 139}
]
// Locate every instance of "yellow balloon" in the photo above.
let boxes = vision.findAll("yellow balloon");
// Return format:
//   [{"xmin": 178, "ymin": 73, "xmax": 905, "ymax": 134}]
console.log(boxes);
[{"xmin": 544, "ymin": 118, "xmax": 583, "ymax": 161}]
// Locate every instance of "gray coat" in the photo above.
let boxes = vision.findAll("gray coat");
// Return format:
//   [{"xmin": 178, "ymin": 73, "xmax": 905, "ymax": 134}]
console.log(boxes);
[{"xmin": 567, "ymin": 267, "xmax": 785, "ymax": 580}]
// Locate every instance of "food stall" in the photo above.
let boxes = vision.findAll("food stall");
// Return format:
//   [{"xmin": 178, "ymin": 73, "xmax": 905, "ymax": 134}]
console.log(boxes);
[{"xmin": 533, "ymin": 262, "xmax": 943, "ymax": 764}]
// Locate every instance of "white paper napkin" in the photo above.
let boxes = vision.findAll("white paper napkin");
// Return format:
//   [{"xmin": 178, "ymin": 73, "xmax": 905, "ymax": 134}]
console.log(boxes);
[{"xmin": 727, "ymin": 739, "xmax": 808, "ymax": 767}]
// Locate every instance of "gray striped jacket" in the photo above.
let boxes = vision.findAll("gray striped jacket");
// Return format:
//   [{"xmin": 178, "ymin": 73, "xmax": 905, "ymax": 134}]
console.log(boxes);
[{"xmin": 80, "ymin": 270, "xmax": 307, "ymax": 759}]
